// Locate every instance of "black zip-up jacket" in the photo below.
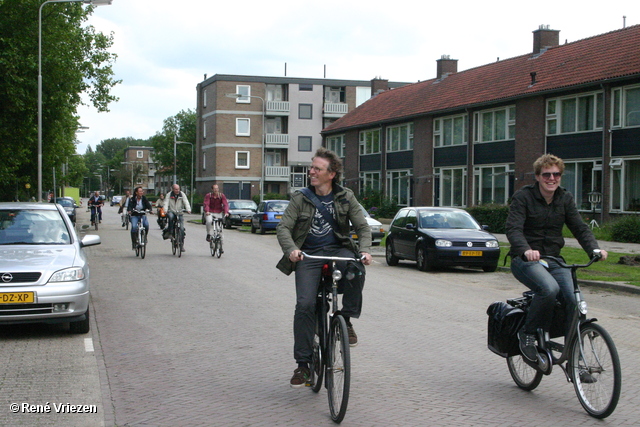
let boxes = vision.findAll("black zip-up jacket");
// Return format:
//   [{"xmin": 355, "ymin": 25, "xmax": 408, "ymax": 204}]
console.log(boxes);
[
  {"xmin": 505, "ymin": 183, "xmax": 599, "ymax": 258},
  {"xmin": 127, "ymin": 196, "xmax": 152, "ymax": 216}
]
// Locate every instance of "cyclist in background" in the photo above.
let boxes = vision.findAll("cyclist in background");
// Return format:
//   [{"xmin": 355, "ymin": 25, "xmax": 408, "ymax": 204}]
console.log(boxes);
[
  {"xmin": 119, "ymin": 190, "xmax": 131, "ymax": 227},
  {"xmin": 127, "ymin": 187, "xmax": 152, "ymax": 250},
  {"xmin": 203, "ymin": 184, "xmax": 229, "ymax": 246},
  {"xmin": 88, "ymin": 191, "xmax": 103, "ymax": 225},
  {"xmin": 163, "ymin": 184, "xmax": 191, "ymax": 251}
]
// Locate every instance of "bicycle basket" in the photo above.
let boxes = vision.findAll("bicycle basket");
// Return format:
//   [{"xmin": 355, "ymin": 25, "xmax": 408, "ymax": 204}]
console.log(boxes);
[{"xmin": 486, "ymin": 301, "xmax": 525, "ymax": 358}]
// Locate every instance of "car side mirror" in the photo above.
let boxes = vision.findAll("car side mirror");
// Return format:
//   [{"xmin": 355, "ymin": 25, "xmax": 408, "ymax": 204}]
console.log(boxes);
[
  {"xmin": 406, "ymin": 223, "xmax": 415, "ymax": 230},
  {"xmin": 482, "ymin": 225, "xmax": 490, "ymax": 231}
]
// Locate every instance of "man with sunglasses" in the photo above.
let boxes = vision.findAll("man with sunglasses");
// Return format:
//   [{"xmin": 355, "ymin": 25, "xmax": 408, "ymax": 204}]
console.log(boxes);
[{"xmin": 506, "ymin": 154, "xmax": 608, "ymax": 362}]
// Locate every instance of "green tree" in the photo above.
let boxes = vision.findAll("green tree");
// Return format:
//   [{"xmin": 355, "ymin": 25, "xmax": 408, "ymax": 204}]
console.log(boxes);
[
  {"xmin": 0, "ymin": 0, "xmax": 120, "ymax": 201},
  {"xmin": 150, "ymin": 109, "xmax": 196, "ymax": 191}
]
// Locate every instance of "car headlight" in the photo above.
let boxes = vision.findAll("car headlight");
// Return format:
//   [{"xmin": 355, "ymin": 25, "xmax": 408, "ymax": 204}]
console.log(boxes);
[
  {"xmin": 485, "ymin": 240, "xmax": 499, "ymax": 248},
  {"xmin": 49, "ymin": 267, "xmax": 85, "ymax": 282},
  {"xmin": 435, "ymin": 239, "xmax": 452, "ymax": 247}
]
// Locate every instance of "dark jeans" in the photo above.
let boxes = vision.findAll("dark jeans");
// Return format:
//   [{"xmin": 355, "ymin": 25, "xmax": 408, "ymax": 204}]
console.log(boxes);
[
  {"xmin": 166, "ymin": 212, "xmax": 182, "ymax": 234},
  {"xmin": 511, "ymin": 256, "xmax": 575, "ymax": 336},
  {"xmin": 293, "ymin": 246, "xmax": 363, "ymax": 364},
  {"xmin": 130, "ymin": 215, "xmax": 149, "ymax": 235}
]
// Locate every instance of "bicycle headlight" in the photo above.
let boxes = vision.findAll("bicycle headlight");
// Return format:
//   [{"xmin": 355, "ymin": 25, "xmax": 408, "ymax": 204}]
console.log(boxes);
[
  {"xmin": 578, "ymin": 300, "xmax": 588, "ymax": 314},
  {"xmin": 332, "ymin": 269, "xmax": 342, "ymax": 282}
]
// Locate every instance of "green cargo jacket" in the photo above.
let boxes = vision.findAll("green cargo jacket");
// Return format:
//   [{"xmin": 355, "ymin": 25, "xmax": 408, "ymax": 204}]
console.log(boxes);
[{"xmin": 276, "ymin": 184, "xmax": 371, "ymax": 276}]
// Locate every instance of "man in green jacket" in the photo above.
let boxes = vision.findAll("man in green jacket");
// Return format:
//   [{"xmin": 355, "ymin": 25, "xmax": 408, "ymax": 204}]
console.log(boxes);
[{"xmin": 277, "ymin": 147, "xmax": 372, "ymax": 388}]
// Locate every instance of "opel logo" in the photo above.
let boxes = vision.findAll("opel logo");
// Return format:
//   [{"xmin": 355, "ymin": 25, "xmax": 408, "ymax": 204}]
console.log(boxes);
[
  {"xmin": 1, "ymin": 273, "xmax": 13, "ymax": 283},
  {"xmin": 467, "ymin": 242, "xmax": 473, "ymax": 247}
]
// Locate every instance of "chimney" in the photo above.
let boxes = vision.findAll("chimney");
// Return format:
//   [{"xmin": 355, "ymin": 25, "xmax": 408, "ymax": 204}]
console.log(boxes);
[
  {"xmin": 371, "ymin": 77, "xmax": 389, "ymax": 96},
  {"xmin": 532, "ymin": 25, "xmax": 560, "ymax": 55},
  {"xmin": 436, "ymin": 55, "xmax": 458, "ymax": 79}
]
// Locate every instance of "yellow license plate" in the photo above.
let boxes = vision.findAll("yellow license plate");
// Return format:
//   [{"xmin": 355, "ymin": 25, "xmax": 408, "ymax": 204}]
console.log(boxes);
[
  {"xmin": 0, "ymin": 292, "xmax": 35, "ymax": 304},
  {"xmin": 242, "ymin": 218, "xmax": 250, "ymax": 223},
  {"xmin": 275, "ymin": 215, "xmax": 282, "ymax": 219},
  {"xmin": 460, "ymin": 251, "xmax": 482, "ymax": 257}
]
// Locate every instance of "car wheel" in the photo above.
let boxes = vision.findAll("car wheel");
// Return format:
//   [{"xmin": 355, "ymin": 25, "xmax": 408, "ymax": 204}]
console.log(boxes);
[
  {"xmin": 385, "ymin": 241, "xmax": 399, "ymax": 266},
  {"xmin": 416, "ymin": 247, "xmax": 433, "ymax": 272},
  {"xmin": 483, "ymin": 264, "xmax": 498, "ymax": 272},
  {"xmin": 259, "ymin": 221, "xmax": 266, "ymax": 235},
  {"xmin": 224, "ymin": 218, "xmax": 231, "ymax": 229},
  {"xmin": 69, "ymin": 308, "xmax": 90, "ymax": 334},
  {"xmin": 251, "ymin": 222, "xmax": 257, "ymax": 234}
]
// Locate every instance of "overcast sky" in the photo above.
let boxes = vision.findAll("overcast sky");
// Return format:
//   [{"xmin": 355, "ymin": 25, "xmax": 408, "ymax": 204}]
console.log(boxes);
[{"xmin": 75, "ymin": 0, "xmax": 636, "ymax": 153}]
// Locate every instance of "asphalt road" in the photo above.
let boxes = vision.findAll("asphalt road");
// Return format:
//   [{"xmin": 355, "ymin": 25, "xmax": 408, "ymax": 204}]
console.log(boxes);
[{"xmin": 2, "ymin": 205, "xmax": 640, "ymax": 426}]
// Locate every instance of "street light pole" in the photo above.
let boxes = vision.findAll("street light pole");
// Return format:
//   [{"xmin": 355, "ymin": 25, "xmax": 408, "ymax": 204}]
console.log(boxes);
[
  {"xmin": 175, "ymin": 140, "xmax": 194, "ymax": 208},
  {"xmin": 37, "ymin": 0, "xmax": 112, "ymax": 202},
  {"xmin": 226, "ymin": 93, "xmax": 265, "ymax": 202}
]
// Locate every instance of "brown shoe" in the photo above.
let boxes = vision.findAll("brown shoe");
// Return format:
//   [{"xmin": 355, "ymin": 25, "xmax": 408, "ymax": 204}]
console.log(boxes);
[
  {"xmin": 290, "ymin": 367, "xmax": 310, "ymax": 389},
  {"xmin": 346, "ymin": 323, "xmax": 358, "ymax": 347}
]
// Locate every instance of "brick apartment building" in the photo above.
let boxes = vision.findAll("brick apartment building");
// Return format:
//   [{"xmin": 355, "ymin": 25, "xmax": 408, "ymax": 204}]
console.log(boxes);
[
  {"xmin": 322, "ymin": 25, "xmax": 640, "ymax": 222},
  {"xmin": 194, "ymin": 75, "xmax": 409, "ymax": 199}
]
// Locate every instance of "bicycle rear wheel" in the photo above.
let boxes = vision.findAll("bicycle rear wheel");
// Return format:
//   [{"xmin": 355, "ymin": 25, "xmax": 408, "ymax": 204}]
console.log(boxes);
[
  {"xmin": 570, "ymin": 322, "xmax": 621, "ymax": 418},
  {"xmin": 507, "ymin": 355, "xmax": 543, "ymax": 391},
  {"xmin": 326, "ymin": 314, "xmax": 350, "ymax": 423},
  {"xmin": 172, "ymin": 231, "xmax": 177, "ymax": 255},
  {"xmin": 140, "ymin": 230, "xmax": 146, "ymax": 259},
  {"xmin": 215, "ymin": 238, "xmax": 222, "ymax": 258},
  {"xmin": 177, "ymin": 228, "xmax": 184, "ymax": 258},
  {"xmin": 310, "ymin": 299, "xmax": 325, "ymax": 393}
]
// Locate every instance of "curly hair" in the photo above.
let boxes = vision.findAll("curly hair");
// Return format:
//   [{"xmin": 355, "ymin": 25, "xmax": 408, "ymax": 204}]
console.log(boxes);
[
  {"xmin": 313, "ymin": 147, "xmax": 343, "ymax": 183},
  {"xmin": 533, "ymin": 153, "xmax": 565, "ymax": 176}
]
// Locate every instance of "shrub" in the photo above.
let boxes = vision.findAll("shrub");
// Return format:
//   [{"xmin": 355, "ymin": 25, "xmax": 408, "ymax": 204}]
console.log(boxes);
[
  {"xmin": 358, "ymin": 187, "xmax": 399, "ymax": 219},
  {"xmin": 253, "ymin": 192, "xmax": 288, "ymax": 205},
  {"xmin": 609, "ymin": 215, "xmax": 640, "ymax": 243},
  {"xmin": 466, "ymin": 204, "xmax": 510, "ymax": 234}
]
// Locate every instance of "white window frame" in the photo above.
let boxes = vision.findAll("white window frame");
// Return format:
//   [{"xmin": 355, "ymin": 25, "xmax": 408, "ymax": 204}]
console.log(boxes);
[
  {"xmin": 136, "ymin": 150, "xmax": 144, "ymax": 159},
  {"xmin": 360, "ymin": 171, "xmax": 381, "ymax": 192},
  {"xmin": 546, "ymin": 91, "xmax": 604, "ymax": 135},
  {"xmin": 612, "ymin": 84, "xmax": 640, "ymax": 128},
  {"xmin": 434, "ymin": 114, "xmax": 467, "ymax": 147},
  {"xmin": 386, "ymin": 123, "xmax": 414, "ymax": 152},
  {"xmin": 235, "ymin": 151, "xmax": 250, "ymax": 169},
  {"xmin": 235, "ymin": 85, "xmax": 251, "ymax": 103},
  {"xmin": 359, "ymin": 129, "xmax": 381, "ymax": 155},
  {"xmin": 473, "ymin": 106, "xmax": 516, "ymax": 143},
  {"xmin": 386, "ymin": 169, "xmax": 412, "ymax": 207},
  {"xmin": 236, "ymin": 118, "xmax": 250, "ymax": 136},
  {"xmin": 326, "ymin": 135, "xmax": 345, "ymax": 157},
  {"xmin": 609, "ymin": 157, "xmax": 640, "ymax": 212},
  {"xmin": 473, "ymin": 164, "xmax": 513, "ymax": 205},
  {"xmin": 436, "ymin": 167, "xmax": 467, "ymax": 207}
]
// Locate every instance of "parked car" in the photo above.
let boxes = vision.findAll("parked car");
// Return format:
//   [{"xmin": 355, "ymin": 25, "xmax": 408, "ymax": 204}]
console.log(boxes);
[
  {"xmin": 111, "ymin": 195, "xmax": 123, "ymax": 206},
  {"xmin": 350, "ymin": 206, "xmax": 385, "ymax": 246},
  {"xmin": 251, "ymin": 200, "xmax": 289, "ymax": 234},
  {"xmin": 54, "ymin": 197, "xmax": 78, "ymax": 224},
  {"xmin": 0, "ymin": 202, "xmax": 101, "ymax": 333},
  {"xmin": 225, "ymin": 199, "xmax": 257, "ymax": 228},
  {"xmin": 385, "ymin": 207, "xmax": 500, "ymax": 272}
]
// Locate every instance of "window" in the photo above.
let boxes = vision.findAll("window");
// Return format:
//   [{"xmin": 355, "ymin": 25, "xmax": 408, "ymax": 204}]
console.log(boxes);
[
  {"xmin": 610, "ymin": 158, "xmax": 640, "ymax": 212},
  {"xmin": 326, "ymin": 135, "xmax": 345, "ymax": 157},
  {"xmin": 265, "ymin": 117, "xmax": 284, "ymax": 134},
  {"xmin": 546, "ymin": 92, "xmax": 604, "ymax": 135},
  {"xmin": 202, "ymin": 153, "xmax": 206, "ymax": 170},
  {"xmin": 360, "ymin": 172, "xmax": 381, "ymax": 192},
  {"xmin": 438, "ymin": 167, "xmax": 466, "ymax": 207},
  {"xmin": 299, "ymin": 84, "xmax": 313, "ymax": 91},
  {"xmin": 387, "ymin": 123, "xmax": 414, "ymax": 152},
  {"xmin": 202, "ymin": 89, "xmax": 207, "ymax": 108},
  {"xmin": 137, "ymin": 151, "xmax": 143, "ymax": 159},
  {"xmin": 473, "ymin": 165, "xmax": 513, "ymax": 205},
  {"xmin": 236, "ymin": 118, "xmax": 250, "ymax": 136},
  {"xmin": 562, "ymin": 161, "xmax": 602, "ymax": 210},
  {"xmin": 235, "ymin": 151, "xmax": 250, "ymax": 169},
  {"xmin": 474, "ymin": 106, "xmax": 515, "ymax": 142},
  {"xmin": 612, "ymin": 85, "xmax": 640, "ymax": 128},
  {"xmin": 298, "ymin": 136, "xmax": 312, "ymax": 152},
  {"xmin": 266, "ymin": 84, "xmax": 285, "ymax": 102},
  {"xmin": 203, "ymin": 120, "xmax": 206, "ymax": 139},
  {"xmin": 387, "ymin": 170, "xmax": 412, "ymax": 206},
  {"xmin": 235, "ymin": 85, "xmax": 251, "ymax": 103},
  {"xmin": 324, "ymin": 86, "xmax": 345, "ymax": 103},
  {"xmin": 434, "ymin": 114, "xmax": 467, "ymax": 147},
  {"xmin": 299, "ymin": 104, "xmax": 313, "ymax": 120},
  {"xmin": 359, "ymin": 129, "xmax": 381, "ymax": 155}
]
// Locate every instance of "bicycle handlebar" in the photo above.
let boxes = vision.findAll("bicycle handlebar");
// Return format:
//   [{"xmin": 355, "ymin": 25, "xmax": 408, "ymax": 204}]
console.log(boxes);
[
  {"xmin": 131, "ymin": 209, "xmax": 152, "ymax": 215},
  {"xmin": 301, "ymin": 252, "xmax": 364, "ymax": 263},
  {"xmin": 541, "ymin": 249, "xmax": 602, "ymax": 269}
]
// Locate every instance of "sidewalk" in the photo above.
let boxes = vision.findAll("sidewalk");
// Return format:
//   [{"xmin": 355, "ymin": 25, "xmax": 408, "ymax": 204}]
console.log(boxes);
[{"xmin": 492, "ymin": 234, "xmax": 640, "ymax": 255}]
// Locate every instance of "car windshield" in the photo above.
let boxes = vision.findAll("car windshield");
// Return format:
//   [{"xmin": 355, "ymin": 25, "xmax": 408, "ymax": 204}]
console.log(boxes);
[
  {"xmin": 419, "ymin": 211, "xmax": 480, "ymax": 230},
  {"xmin": 0, "ymin": 209, "xmax": 70, "ymax": 245},
  {"xmin": 230, "ymin": 201, "xmax": 256, "ymax": 210},
  {"xmin": 56, "ymin": 199, "xmax": 74, "ymax": 207}
]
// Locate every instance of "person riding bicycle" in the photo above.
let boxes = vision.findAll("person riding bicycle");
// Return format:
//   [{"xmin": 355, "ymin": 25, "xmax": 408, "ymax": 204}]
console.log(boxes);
[
  {"xmin": 505, "ymin": 154, "xmax": 608, "ymax": 363},
  {"xmin": 163, "ymin": 184, "xmax": 191, "ymax": 251},
  {"xmin": 203, "ymin": 184, "xmax": 229, "ymax": 245},
  {"xmin": 276, "ymin": 147, "xmax": 372, "ymax": 388},
  {"xmin": 155, "ymin": 193, "xmax": 166, "ymax": 227},
  {"xmin": 88, "ymin": 191, "xmax": 103, "ymax": 225},
  {"xmin": 119, "ymin": 190, "xmax": 131, "ymax": 227},
  {"xmin": 127, "ymin": 186, "xmax": 152, "ymax": 250}
]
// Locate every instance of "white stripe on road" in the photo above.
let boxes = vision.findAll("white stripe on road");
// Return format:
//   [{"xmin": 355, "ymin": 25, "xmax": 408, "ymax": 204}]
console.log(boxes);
[{"xmin": 84, "ymin": 338, "xmax": 94, "ymax": 352}]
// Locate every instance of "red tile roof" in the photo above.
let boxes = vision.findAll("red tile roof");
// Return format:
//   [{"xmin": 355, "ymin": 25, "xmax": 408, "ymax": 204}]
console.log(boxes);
[{"xmin": 324, "ymin": 24, "xmax": 640, "ymax": 133}]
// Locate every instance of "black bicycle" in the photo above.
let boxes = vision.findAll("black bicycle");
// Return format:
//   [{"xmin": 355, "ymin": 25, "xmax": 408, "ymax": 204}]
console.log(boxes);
[
  {"xmin": 170, "ymin": 210, "xmax": 187, "ymax": 257},
  {"xmin": 89, "ymin": 203, "xmax": 102, "ymax": 230},
  {"xmin": 489, "ymin": 250, "xmax": 621, "ymax": 418},
  {"xmin": 302, "ymin": 252, "xmax": 362, "ymax": 424},
  {"xmin": 131, "ymin": 209, "xmax": 150, "ymax": 259},
  {"xmin": 209, "ymin": 216, "xmax": 223, "ymax": 258}
]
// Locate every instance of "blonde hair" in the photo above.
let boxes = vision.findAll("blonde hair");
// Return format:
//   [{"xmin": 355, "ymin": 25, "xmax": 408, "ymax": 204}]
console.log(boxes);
[{"xmin": 533, "ymin": 154, "xmax": 564, "ymax": 175}]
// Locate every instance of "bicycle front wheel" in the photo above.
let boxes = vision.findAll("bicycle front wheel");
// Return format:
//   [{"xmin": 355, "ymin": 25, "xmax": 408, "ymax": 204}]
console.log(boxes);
[
  {"xmin": 570, "ymin": 322, "xmax": 621, "ymax": 418},
  {"xmin": 507, "ymin": 355, "xmax": 543, "ymax": 391},
  {"xmin": 172, "ymin": 233, "xmax": 177, "ymax": 255},
  {"xmin": 210, "ymin": 240, "xmax": 215, "ymax": 256},
  {"xmin": 177, "ymin": 228, "xmax": 184, "ymax": 258},
  {"xmin": 215, "ymin": 239, "xmax": 222, "ymax": 258},
  {"xmin": 140, "ymin": 231, "xmax": 146, "ymax": 259},
  {"xmin": 326, "ymin": 315, "xmax": 350, "ymax": 423}
]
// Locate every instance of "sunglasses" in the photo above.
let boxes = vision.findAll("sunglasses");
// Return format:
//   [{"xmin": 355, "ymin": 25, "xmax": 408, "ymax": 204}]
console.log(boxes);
[{"xmin": 541, "ymin": 172, "xmax": 562, "ymax": 179}]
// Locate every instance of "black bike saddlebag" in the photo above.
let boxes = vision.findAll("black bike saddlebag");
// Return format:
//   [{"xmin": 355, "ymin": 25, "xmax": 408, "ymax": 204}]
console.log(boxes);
[{"xmin": 487, "ymin": 301, "xmax": 525, "ymax": 358}]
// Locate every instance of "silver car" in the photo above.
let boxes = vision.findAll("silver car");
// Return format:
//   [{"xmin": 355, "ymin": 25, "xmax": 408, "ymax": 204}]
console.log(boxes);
[{"xmin": 0, "ymin": 202, "xmax": 100, "ymax": 333}]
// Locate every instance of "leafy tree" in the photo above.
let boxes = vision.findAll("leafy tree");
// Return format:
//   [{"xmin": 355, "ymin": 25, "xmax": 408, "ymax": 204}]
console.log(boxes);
[
  {"xmin": 150, "ymin": 109, "xmax": 196, "ymax": 191},
  {"xmin": 0, "ymin": 0, "xmax": 120, "ymax": 201}
]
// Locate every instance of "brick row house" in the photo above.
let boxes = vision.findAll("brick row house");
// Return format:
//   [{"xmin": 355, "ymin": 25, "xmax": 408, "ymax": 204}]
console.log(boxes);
[
  {"xmin": 194, "ymin": 75, "xmax": 408, "ymax": 199},
  {"xmin": 322, "ymin": 25, "xmax": 640, "ymax": 222}
]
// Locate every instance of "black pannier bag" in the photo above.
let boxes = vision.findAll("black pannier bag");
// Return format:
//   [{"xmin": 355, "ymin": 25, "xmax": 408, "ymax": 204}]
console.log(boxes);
[{"xmin": 487, "ymin": 301, "xmax": 525, "ymax": 358}]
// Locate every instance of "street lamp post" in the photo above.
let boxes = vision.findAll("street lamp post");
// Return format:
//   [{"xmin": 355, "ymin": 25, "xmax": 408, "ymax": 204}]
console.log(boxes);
[
  {"xmin": 226, "ymin": 93, "xmax": 265, "ymax": 202},
  {"xmin": 37, "ymin": 0, "xmax": 112, "ymax": 202},
  {"xmin": 174, "ymin": 139, "xmax": 194, "ymax": 208}
]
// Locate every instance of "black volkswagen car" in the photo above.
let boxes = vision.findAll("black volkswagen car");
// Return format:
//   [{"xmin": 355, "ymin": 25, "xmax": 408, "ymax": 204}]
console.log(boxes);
[{"xmin": 385, "ymin": 207, "xmax": 500, "ymax": 272}]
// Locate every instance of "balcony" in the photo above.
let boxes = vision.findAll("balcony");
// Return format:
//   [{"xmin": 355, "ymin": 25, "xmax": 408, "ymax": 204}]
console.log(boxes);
[
  {"xmin": 265, "ymin": 133, "xmax": 289, "ymax": 149},
  {"xmin": 324, "ymin": 102, "xmax": 348, "ymax": 117},
  {"xmin": 266, "ymin": 100, "xmax": 290, "ymax": 115},
  {"xmin": 265, "ymin": 166, "xmax": 289, "ymax": 180}
]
